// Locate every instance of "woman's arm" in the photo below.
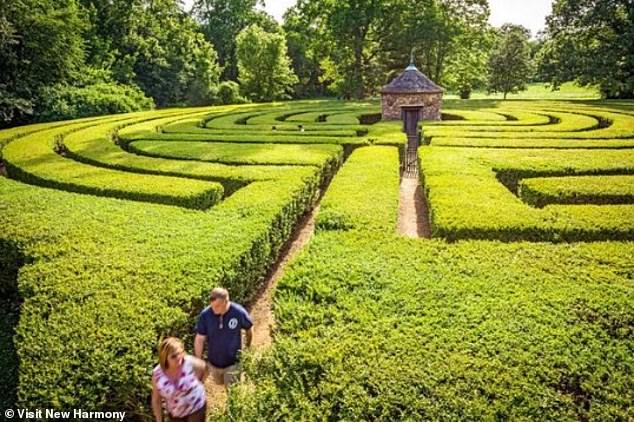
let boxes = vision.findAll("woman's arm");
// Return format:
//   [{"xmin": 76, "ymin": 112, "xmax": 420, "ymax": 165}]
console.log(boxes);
[{"xmin": 151, "ymin": 376, "xmax": 163, "ymax": 422}]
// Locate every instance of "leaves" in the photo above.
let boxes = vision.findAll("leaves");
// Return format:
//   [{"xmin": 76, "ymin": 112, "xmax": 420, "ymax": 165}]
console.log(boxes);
[{"xmin": 236, "ymin": 24, "xmax": 299, "ymax": 102}]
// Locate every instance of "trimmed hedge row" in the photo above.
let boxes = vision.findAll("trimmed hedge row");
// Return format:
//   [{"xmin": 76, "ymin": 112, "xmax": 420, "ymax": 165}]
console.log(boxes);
[
  {"xmin": 128, "ymin": 140, "xmax": 343, "ymax": 167},
  {"xmin": 316, "ymin": 146, "xmax": 400, "ymax": 232},
  {"xmin": 426, "ymin": 110, "xmax": 601, "ymax": 137},
  {"xmin": 519, "ymin": 175, "xmax": 634, "ymax": 207},
  {"xmin": 419, "ymin": 147, "xmax": 634, "ymax": 242},
  {"xmin": 431, "ymin": 137, "xmax": 634, "ymax": 149},
  {"xmin": 128, "ymin": 131, "xmax": 368, "ymax": 145},
  {"xmin": 115, "ymin": 107, "xmax": 216, "ymax": 139},
  {"xmin": 226, "ymin": 233, "xmax": 634, "ymax": 420},
  {"xmin": 111, "ymin": 101, "xmax": 382, "ymax": 149},
  {"xmin": 431, "ymin": 109, "xmax": 552, "ymax": 126},
  {"xmin": 0, "ymin": 145, "xmax": 332, "ymax": 414},
  {"xmin": 427, "ymin": 108, "xmax": 633, "ymax": 139},
  {"xmin": 286, "ymin": 110, "xmax": 337, "ymax": 123},
  {"xmin": 62, "ymin": 117, "xmax": 327, "ymax": 195},
  {"xmin": 2, "ymin": 112, "xmax": 225, "ymax": 209},
  {"xmin": 0, "ymin": 115, "xmax": 115, "ymax": 156}
]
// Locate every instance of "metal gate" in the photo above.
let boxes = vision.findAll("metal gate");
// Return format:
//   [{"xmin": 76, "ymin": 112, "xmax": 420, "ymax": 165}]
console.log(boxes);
[{"xmin": 401, "ymin": 106, "xmax": 422, "ymax": 178}]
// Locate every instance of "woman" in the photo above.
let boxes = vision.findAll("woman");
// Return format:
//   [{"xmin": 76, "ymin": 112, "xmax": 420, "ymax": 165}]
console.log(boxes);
[{"xmin": 152, "ymin": 337, "xmax": 208, "ymax": 422}]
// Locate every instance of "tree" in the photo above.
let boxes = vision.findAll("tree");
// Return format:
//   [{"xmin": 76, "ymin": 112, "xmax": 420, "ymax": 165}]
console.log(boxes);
[
  {"xmin": 78, "ymin": 0, "xmax": 221, "ymax": 106},
  {"xmin": 285, "ymin": 0, "xmax": 491, "ymax": 99},
  {"xmin": 382, "ymin": 0, "xmax": 490, "ymax": 86},
  {"xmin": 444, "ymin": 46, "xmax": 489, "ymax": 99},
  {"xmin": 193, "ymin": 0, "xmax": 276, "ymax": 81},
  {"xmin": 236, "ymin": 24, "xmax": 298, "ymax": 102},
  {"xmin": 487, "ymin": 24, "xmax": 533, "ymax": 99},
  {"xmin": 0, "ymin": 0, "xmax": 86, "ymax": 123},
  {"xmin": 442, "ymin": 9, "xmax": 493, "ymax": 99},
  {"xmin": 537, "ymin": 0, "xmax": 634, "ymax": 98},
  {"xmin": 282, "ymin": 4, "xmax": 329, "ymax": 98}
]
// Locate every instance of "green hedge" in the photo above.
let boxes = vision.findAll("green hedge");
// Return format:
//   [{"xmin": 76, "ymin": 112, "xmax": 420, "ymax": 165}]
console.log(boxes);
[
  {"xmin": 426, "ymin": 110, "xmax": 600, "ymax": 136},
  {"xmin": 2, "ymin": 113, "xmax": 225, "ymax": 209},
  {"xmin": 225, "ymin": 232, "xmax": 634, "ymax": 420},
  {"xmin": 0, "ymin": 115, "xmax": 115, "ymax": 157},
  {"xmin": 36, "ymin": 82, "xmax": 155, "ymax": 122},
  {"xmin": 419, "ymin": 147, "xmax": 634, "ymax": 241},
  {"xmin": 128, "ymin": 131, "xmax": 369, "ymax": 145},
  {"xmin": 0, "ymin": 151, "xmax": 331, "ymax": 414},
  {"xmin": 62, "ymin": 116, "xmax": 328, "ymax": 194},
  {"xmin": 316, "ymin": 146, "xmax": 400, "ymax": 232},
  {"xmin": 431, "ymin": 137, "xmax": 634, "ymax": 149},
  {"xmin": 429, "ymin": 109, "xmax": 552, "ymax": 126},
  {"xmin": 128, "ymin": 141, "xmax": 343, "ymax": 167},
  {"xmin": 519, "ymin": 175, "xmax": 634, "ymax": 207},
  {"xmin": 426, "ymin": 108, "xmax": 633, "ymax": 140}
]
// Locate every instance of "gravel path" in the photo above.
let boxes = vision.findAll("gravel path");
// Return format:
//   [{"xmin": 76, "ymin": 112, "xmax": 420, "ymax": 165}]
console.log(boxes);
[
  {"xmin": 205, "ymin": 205, "xmax": 320, "ymax": 414},
  {"xmin": 397, "ymin": 175, "xmax": 432, "ymax": 238}
]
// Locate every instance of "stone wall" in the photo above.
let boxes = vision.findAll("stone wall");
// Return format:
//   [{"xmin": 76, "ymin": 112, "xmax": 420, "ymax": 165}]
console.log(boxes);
[{"xmin": 381, "ymin": 93, "xmax": 443, "ymax": 121}]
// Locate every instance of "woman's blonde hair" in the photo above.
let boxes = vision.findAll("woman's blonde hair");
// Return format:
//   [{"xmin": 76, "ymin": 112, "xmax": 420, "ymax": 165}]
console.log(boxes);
[{"xmin": 158, "ymin": 337, "xmax": 185, "ymax": 371}]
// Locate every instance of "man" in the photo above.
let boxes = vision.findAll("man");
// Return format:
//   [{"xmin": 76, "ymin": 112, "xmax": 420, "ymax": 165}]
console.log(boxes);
[{"xmin": 194, "ymin": 287, "xmax": 253, "ymax": 388}]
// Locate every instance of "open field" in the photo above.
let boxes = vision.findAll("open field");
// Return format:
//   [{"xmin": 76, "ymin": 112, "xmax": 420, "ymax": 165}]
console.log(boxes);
[
  {"xmin": 0, "ymin": 98, "xmax": 632, "ymax": 419},
  {"xmin": 444, "ymin": 82, "xmax": 602, "ymax": 100}
]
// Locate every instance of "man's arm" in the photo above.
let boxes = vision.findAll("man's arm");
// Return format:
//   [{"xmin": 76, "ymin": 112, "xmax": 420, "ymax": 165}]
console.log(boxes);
[
  {"xmin": 194, "ymin": 334, "xmax": 207, "ymax": 359},
  {"xmin": 190, "ymin": 355, "xmax": 209, "ymax": 381},
  {"xmin": 245, "ymin": 327, "xmax": 253, "ymax": 348}
]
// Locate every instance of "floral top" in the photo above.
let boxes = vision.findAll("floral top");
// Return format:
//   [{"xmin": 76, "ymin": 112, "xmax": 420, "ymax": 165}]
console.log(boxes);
[{"xmin": 153, "ymin": 356, "xmax": 206, "ymax": 417}]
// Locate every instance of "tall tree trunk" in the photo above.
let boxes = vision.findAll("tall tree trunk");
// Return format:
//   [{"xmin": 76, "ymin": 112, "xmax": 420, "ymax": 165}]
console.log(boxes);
[{"xmin": 353, "ymin": 40, "xmax": 364, "ymax": 99}]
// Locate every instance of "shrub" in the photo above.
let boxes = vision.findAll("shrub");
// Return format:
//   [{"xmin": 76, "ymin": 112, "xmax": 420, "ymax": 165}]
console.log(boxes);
[
  {"xmin": 419, "ymin": 147, "xmax": 634, "ymax": 241},
  {"xmin": 0, "ymin": 141, "xmax": 333, "ymax": 415},
  {"xmin": 2, "ymin": 111, "xmax": 225, "ymax": 209},
  {"xmin": 217, "ymin": 81, "xmax": 247, "ymax": 105},
  {"xmin": 519, "ymin": 175, "xmax": 634, "ymax": 207},
  {"xmin": 226, "ymin": 232, "xmax": 634, "ymax": 420},
  {"xmin": 316, "ymin": 146, "xmax": 400, "ymax": 232},
  {"xmin": 36, "ymin": 83, "xmax": 154, "ymax": 122},
  {"xmin": 127, "ymin": 141, "xmax": 343, "ymax": 167}
]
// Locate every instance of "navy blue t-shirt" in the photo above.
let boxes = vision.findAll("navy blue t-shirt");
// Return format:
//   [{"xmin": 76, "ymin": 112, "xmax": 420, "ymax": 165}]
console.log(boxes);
[{"xmin": 195, "ymin": 302, "xmax": 253, "ymax": 368}]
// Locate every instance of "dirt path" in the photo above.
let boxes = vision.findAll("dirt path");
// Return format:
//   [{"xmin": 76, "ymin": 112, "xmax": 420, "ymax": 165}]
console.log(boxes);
[
  {"xmin": 397, "ymin": 175, "xmax": 432, "ymax": 238},
  {"xmin": 248, "ymin": 204, "xmax": 319, "ymax": 350},
  {"xmin": 205, "ymin": 205, "xmax": 320, "ymax": 414}
]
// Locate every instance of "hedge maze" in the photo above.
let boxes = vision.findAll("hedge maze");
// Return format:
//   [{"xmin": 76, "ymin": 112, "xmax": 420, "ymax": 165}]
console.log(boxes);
[{"xmin": 0, "ymin": 99, "xmax": 632, "ymax": 419}]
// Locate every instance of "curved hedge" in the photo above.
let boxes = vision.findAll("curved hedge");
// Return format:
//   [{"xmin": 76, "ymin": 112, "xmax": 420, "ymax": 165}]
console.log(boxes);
[
  {"xmin": 419, "ymin": 147, "xmax": 634, "ymax": 242},
  {"xmin": 0, "ymin": 158, "xmax": 332, "ymax": 415},
  {"xmin": 227, "ymin": 234, "xmax": 634, "ymax": 420},
  {"xmin": 2, "ymin": 111, "xmax": 225, "ymax": 209}
]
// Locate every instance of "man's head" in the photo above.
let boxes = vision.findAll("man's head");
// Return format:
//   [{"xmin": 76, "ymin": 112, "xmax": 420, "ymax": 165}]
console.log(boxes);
[{"xmin": 209, "ymin": 287, "xmax": 230, "ymax": 315}]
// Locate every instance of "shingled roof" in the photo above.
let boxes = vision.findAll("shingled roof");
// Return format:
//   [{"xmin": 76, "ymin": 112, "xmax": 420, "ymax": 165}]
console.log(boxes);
[{"xmin": 381, "ymin": 64, "xmax": 443, "ymax": 94}]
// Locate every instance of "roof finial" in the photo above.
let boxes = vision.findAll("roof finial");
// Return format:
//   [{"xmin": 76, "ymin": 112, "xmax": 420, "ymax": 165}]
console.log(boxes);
[{"xmin": 406, "ymin": 47, "xmax": 417, "ymax": 70}]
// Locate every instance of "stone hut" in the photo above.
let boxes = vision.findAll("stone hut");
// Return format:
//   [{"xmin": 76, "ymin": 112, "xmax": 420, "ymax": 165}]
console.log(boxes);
[{"xmin": 381, "ymin": 63, "xmax": 443, "ymax": 121}]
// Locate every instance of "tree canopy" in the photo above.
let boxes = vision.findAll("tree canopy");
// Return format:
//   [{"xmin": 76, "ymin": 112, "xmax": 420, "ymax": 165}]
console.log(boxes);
[
  {"xmin": 284, "ymin": 0, "xmax": 491, "ymax": 99},
  {"xmin": 236, "ymin": 24, "xmax": 298, "ymax": 102},
  {"xmin": 0, "ymin": 0, "xmax": 631, "ymax": 126},
  {"xmin": 487, "ymin": 24, "xmax": 533, "ymax": 99},
  {"xmin": 537, "ymin": 0, "xmax": 634, "ymax": 99}
]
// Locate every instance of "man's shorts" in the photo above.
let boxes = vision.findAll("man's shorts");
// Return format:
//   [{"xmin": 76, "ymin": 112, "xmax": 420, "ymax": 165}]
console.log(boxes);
[{"xmin": 208, "ymin": 363, "xmax": 240, "ymax": 387}]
